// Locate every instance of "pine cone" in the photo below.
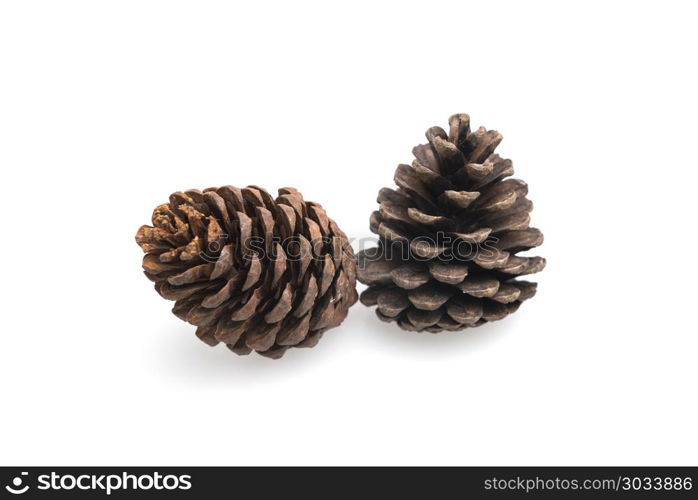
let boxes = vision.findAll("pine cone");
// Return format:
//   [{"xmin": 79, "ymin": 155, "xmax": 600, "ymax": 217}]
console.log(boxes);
[
  {"xmin": 357, "ymin": 114, "xmax": 545, "ymax": 332},
  {"xmin": 135, "ymin": 186, "xmax": 358, "ymax": 359}
]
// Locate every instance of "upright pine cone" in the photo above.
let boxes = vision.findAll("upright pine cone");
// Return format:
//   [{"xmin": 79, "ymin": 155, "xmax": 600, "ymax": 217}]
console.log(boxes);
[
  {"xmin": 357, "ymin": 114, "xmax": 545, "ymax": 332},
  {"xmin": 136, "ymin": 186, "xmax": 358, "ymax": 359}
]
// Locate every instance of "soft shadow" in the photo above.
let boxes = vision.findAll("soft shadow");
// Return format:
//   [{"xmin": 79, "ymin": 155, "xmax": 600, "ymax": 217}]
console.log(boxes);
[
  {"xmin": 149, "ymin": 301, "xmax": 525, "ymax": 384},
  {"xmin": 352, "ymin": 301, "xmax": 520, "ymax": 358},
  {"xmin": 149, "ymin": 322, "xmax": 329, "ymax": 385}
]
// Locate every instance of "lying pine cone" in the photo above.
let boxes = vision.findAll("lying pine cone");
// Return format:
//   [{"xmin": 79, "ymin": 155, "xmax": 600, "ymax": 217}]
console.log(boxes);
[
  {"xmin": 136, "ymin": 186, "xmax": 358, "ymax": 359},
  {"xmin": 357, "ymin": 114, "xmax": 545, "ymax": 332}
]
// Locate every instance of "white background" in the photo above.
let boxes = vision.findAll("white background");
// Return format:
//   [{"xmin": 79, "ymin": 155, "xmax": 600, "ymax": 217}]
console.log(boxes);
[{"xmin": 1, "ymin": 1, "xmax": 696, "ymax": 466}]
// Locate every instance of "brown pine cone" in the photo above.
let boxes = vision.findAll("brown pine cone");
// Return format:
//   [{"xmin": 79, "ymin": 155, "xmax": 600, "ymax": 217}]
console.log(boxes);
[
  {"xmin": 136, "ymin": 186, "xmax": 358, "ymax": 359},
  {"xmin": 357, "ymin": 114, "xmax": 545, "ymax": 332}
]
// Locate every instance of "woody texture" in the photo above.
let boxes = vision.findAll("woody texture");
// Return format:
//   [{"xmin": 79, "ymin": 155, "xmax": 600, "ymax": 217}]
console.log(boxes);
[
  {"xmin": 136, "ymin": 186, "xmax": 358, "ymax": 359},
  {"xmin": 357, "ymin": 114, "xmax": 545, "ymax": 332}
]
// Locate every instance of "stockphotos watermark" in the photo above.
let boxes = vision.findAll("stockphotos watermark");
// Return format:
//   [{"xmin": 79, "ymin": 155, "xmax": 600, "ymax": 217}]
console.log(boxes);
[
  {"xmin": 198, "ymin": 233, "xmax": 502, "ymax": 265},
  {"xmin": 3, "ymin": 471, "xmax": 191, "ymax": 495}
]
